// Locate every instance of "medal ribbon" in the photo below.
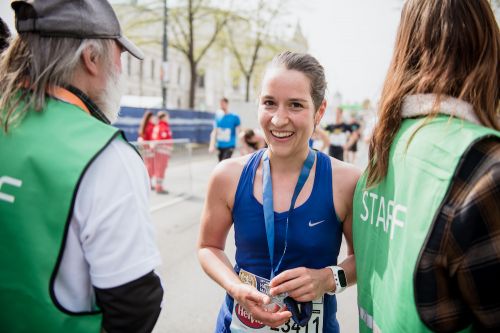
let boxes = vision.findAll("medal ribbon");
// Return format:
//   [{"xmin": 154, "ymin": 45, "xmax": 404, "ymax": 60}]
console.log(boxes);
[{"xmin": 262, "ymin": 148, "xmax": 315, "ymax": 279}]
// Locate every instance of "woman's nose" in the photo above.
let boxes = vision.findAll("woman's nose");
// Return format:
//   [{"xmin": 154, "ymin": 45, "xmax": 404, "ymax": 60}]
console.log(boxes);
[{"xmin": 271, "ymin": 107, "xmax": 289, "ymax": 127}]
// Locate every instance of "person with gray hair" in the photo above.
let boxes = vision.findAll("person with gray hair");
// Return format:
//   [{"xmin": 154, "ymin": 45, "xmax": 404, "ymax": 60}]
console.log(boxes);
[{"xmin": 0, "ymin": 1, "xmax": 163, "ymax": 332}]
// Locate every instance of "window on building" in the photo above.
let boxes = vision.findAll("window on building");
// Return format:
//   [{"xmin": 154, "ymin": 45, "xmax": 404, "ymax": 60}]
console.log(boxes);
[
  {"xmin": 232, "ymin": 74, "xmax": 240, "ymax": 91},
  {"xmin": 151, "ymin": 59, "xmax": 155, "ymax": 80},
  {"xmin": 198, "ymin": 72, "xmax": 205, "ymax": 88},
  {"xmin": 177, "ymin": 66, "xmax": 181, "ymax": 84},
  {"xmin": 127, "ymin": 54, "xmax": 132, "ymax": 76},
  {"xmin": 139, "ymin": 59, "xmax": 144, "ymax": 79}
]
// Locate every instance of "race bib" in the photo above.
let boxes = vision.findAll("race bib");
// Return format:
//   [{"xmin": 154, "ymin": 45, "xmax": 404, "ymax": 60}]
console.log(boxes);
[
  {"xmin": 217, "ymin": 128, "xmax": 231, "ymax": 142},
  {"xmin": 230, "ymin": 270, "xmax": 324, "ymax": 333}
]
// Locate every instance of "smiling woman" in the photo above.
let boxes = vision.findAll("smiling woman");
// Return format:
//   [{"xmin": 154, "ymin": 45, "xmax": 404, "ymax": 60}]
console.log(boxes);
[{"xmin": 198, "ymin": 51, "xmax": 361, "ymax": 333}]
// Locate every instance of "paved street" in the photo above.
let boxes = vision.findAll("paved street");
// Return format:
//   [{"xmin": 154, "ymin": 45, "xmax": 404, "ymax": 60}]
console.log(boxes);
[{"xmin": 150, "ymin": 145, "xmax": 367, "ymax": 333}]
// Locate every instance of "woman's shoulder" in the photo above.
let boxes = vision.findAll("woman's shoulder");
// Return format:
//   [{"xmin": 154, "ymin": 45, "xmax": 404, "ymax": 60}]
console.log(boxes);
[
  {"xmin": 209, "ymin": 154, "xmax": 256, "ymax": 207},
  {"xmin": 328, "ymin": 156, "xmax": 361, "ymax": 188},
  {"xmin": 211, "ymin": 154, "xmax": 254, "ymax": 185},
  {"xmin": 327, "ymin": 156, "xmax": 362, "ymax": 219}
]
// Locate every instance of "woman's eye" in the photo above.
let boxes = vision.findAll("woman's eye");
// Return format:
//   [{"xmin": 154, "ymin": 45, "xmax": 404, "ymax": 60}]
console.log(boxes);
[
  {"xmin": 290, "ymin": 102, "xmax": 303, "ymax": 109},
  {"xmin": 263, "ymin": 100, "xmax": 275, "ymax": 107}
]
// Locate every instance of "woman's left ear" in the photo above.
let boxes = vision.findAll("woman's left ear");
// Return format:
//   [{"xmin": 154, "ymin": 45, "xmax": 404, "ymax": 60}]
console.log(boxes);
[{"xmin": 314, "ymin": 99, "xmax": 327, "ymax": 126}]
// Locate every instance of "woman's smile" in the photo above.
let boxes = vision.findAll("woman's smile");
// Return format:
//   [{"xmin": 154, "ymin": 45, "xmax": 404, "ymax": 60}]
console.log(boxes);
[{"xmin": 270, "ymin": 130, "xmax": 295, "ymax": 139}]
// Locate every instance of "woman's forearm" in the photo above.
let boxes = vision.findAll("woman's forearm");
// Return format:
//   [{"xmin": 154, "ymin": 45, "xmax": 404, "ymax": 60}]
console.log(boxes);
[{"xmin": 198, "ymin": 246, "xmax": 242, "ymax": 297}]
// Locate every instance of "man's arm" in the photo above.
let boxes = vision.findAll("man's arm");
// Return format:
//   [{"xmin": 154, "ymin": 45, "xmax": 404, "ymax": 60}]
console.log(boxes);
[
  {"xmin": 209, "ymin": 128, "xmax": 216, "ymax": 153},
  {"xmin": 73, "ymin": 139, "xmax": 163, "ymax": 332},
  {"xmin": 344, "ymin": 130, "xmax": 359, "ymax": 150},
  {"xmin": 95, "ymin": 271, "xmax": 163, "ymax": 333}
]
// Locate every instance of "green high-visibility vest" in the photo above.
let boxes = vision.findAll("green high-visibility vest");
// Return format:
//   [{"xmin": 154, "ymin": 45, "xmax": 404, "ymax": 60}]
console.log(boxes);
[
  {"xmin": 353, "ymin": 115, "xmax": 499, "ymax": 332},
  {"xmin": 0, "ymin": 93, "xmax": 121, "ymax": 332}
]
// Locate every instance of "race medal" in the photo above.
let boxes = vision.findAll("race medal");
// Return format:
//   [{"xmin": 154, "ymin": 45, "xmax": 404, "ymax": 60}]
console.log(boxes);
[{"xmin": 230, "ymin": 270, "xmax": 324, "ymax": 332}]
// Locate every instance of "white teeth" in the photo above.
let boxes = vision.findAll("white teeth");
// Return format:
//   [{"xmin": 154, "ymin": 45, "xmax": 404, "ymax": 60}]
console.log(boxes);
[{"xmin": 271, "ymin": 130, "xmax": 294, "ymax": 138}]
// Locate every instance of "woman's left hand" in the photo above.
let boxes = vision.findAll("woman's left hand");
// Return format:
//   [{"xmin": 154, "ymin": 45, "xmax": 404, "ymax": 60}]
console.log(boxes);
[{"xmin": 268, "ymin": 267, "xmax": 333, "ymax": 302}]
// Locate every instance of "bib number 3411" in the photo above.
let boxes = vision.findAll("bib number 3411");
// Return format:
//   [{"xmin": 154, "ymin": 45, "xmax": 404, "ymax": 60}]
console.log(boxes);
[{"xmin": 230, "ymin": 298, "xmax": 323, "ymax": 333}]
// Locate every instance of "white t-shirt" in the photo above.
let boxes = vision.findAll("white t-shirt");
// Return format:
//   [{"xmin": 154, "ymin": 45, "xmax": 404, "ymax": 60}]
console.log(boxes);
[{"xmin": 54, "ymin": 138, "xmax": 162, "ymax": 312}]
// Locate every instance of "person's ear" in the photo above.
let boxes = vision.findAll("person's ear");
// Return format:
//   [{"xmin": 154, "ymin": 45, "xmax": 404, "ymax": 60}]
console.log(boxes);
[
  {"xmin": 81, "ymin": 46, "xmax": 100, "ymax": 77},
  {"xmin": 314, "ymin": 99, "xmax": 327, "ymax": 126}
]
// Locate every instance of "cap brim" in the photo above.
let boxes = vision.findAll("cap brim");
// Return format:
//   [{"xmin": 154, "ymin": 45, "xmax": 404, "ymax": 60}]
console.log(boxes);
[{"xmin": 117, "ymin": 36, "xmax": 144, "ymax": 60}]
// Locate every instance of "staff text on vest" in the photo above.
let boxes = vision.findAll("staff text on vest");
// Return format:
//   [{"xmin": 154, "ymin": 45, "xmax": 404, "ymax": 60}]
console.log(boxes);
[{"xmin": 359, "ymin": 190, "xmax": 407, "ymax": 240}]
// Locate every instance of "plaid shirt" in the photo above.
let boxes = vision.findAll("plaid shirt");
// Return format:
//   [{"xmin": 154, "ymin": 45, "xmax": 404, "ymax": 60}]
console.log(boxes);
[{"xmin": 415, "ymin": 138, "xmax": 500, "ymax": 332}]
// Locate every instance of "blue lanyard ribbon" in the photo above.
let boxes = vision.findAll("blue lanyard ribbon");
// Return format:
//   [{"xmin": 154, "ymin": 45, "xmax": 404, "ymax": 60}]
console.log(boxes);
[{"xmin": 262, "ymin": 148, "xmax": 316, "ymax": 278}]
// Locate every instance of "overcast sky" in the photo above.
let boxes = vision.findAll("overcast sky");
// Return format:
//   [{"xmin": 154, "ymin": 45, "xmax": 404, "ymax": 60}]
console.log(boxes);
[{"xmin": 287, "ymin": 0, "xmax": 402, "ymax": 105}]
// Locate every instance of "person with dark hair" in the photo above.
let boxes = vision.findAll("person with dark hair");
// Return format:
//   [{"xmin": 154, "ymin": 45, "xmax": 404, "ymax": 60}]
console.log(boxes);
[
  {"xmin": 0, "ymin": 17, "xmax": 11, "ymax": 52},
  {"xmin": 353, "ymin": 0, "xmax": 500, "ymax": 332},
  {"xmin": 0, "ymin": 1, "xmax": 163, "ymax": 332},
  {"xmin": 152, "ymin": 111, "xmax": 173, "ymax": 194},
  {"xmin": 343, "ymin": 115, "xmax": 360, "ymax": 164},
  {"xmin": 311, "ymin": 126, "xmax": 330, "ymax": 153},
  {"xmin": 198, "ymin": 51, "xmax": 359, "ymax": 332},
  {"xmin": 324, "ymin": 108, "xmax": 351, "ymax": 161},
  {"xmin": 209, "ymin": 97, "xmax": 241, "ymax": 161},
  {"xmin": 138, "ymin": 110, "xmax": 156, "ymax": 185},
  {"xmin": 239, "ymin": 128, "xmax": 267, "ymax": 155}
]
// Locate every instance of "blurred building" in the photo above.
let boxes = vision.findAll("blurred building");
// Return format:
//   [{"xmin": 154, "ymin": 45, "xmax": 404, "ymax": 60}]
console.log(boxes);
[{"xmin": 114, "ymin": 2, "xmax": 309, "ymax": 112}]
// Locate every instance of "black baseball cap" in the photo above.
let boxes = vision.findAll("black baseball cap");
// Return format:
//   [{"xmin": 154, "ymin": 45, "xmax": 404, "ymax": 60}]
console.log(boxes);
[{"xmin": 11, "ymin": 0, "xmax": 144, "ymax": 60}]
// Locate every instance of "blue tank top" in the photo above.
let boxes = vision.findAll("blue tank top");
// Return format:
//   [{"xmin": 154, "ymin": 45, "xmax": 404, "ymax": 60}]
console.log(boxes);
[{"xmin": 215, "ymin": 149, "xmax": 343, "ymax": 333}]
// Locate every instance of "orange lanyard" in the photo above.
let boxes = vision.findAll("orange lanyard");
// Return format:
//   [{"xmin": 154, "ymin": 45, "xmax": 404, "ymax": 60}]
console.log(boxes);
[{"xmin": 46, "ymin": 86, "xmax": 90, "ymax": 115}]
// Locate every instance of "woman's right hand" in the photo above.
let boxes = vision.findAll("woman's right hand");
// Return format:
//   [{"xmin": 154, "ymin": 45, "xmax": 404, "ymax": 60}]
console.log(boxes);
[{"xmin": 230, "ymin": 283, "xmax": 292, "ymax": 328}]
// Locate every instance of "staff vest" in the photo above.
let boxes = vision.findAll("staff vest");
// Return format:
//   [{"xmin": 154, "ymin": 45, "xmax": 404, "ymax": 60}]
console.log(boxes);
[
  {"xmin": 0, "ymin": 92, "xmax": 121, "ymax": 332},
  {"xmin": 352, "ymin": 115, "xmax": 499, "ymax": 332}
]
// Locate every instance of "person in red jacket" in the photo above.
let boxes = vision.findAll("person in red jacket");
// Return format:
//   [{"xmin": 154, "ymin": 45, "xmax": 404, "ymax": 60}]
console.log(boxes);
[
  {"xmin": 152, "ymin": 111, "xmax": 173, "ymax": 194},
  {"xmin": 138, "ymin": 110, "xmax": 156, "ymax": 185}
]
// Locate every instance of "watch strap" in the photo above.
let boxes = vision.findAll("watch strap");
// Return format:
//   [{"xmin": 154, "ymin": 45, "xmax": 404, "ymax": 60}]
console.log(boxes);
[{"xmin": 326, "ymin": 265, "xmax": 347, "ymax": 295}]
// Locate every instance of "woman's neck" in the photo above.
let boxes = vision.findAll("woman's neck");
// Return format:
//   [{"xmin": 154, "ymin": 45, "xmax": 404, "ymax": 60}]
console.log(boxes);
[{"xmin": 267, "ymin": 147, "xmax": 310, "ymax": 174}]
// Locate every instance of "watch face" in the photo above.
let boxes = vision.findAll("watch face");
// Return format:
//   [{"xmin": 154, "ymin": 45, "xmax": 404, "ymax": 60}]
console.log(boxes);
[{"xmin": 337, "ymin": 269, "xmax": 347, "ymax": 287}]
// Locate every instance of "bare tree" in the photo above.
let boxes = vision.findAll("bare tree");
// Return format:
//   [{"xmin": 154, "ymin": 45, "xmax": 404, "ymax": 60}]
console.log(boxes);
[
  {"xmin": 169, "ymin": 0, "xmax": 232, "ymax": 108},
  {"xmin": 114, "ymin": 0, "xmax": 232, "ymax": 109},
  {"xmin": 223, "ymin": 0, "xmax": 286, "ymax": 102}
]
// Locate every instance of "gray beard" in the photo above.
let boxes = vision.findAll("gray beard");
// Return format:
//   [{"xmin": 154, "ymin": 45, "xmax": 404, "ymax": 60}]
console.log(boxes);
[{"xmin": 94, "ymin": 69, "xmax": 124, "ymax": 124}]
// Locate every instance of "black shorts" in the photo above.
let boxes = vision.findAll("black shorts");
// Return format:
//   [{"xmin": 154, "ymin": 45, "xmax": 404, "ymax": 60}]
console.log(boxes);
[
  {"xmin": 348, "ymin": 142, "xmax": 358, "ymax": 152},
  {"xmin": 328, "ymin": 145, "xmax": 344, "ymax": 161},
  {"xmin": 218, "ymin": 147, "xmax": 234, "ymax": 161}
]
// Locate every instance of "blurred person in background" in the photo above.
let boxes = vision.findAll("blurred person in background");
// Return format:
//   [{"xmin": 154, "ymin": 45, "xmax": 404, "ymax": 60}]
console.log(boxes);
[
  {"xmin": 311, "ymin": 126, "xmax": 330, "ymax": 153},
  {"xmin": 353, "ymin": 0, "xmax": 500, "ymax": 332},
  {"xmin": 152, "ymin": 111, "xmax": 173, "ymax": 194},
  {"xmin": 0, "ymin": 17, "xmax": 11, "ymax": 53},
  {"xmin": 0, "ymin": 1, "xmax": 163, "ymax": 332},
  {"xmin": 239, "ymin": 128, "xmax": 267, "ymax": 155},
  {"xmin": 325, "ymin": 107, "xmax": 351, "ymax": 161},
  {"xmin": 344, "ymin": 115, "xmax": 361, "ymax": 164},
  {"xmin": 138, "ymin": 110, "xmax": 156, "ymax": 186},
  {"xmin": 209, "ymin": 97, "xmax": 241, "ymax": 161}
]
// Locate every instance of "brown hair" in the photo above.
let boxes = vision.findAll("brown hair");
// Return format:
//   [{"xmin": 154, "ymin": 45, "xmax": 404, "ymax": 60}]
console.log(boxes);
[
  {"xmin": 367, "ymin": 0, "xmax": 500, "ymax": 187},
  {"xmin": 269, "ymin": 51, "xmax": 327, "ymax": 112},
  {"xmin": 138, "ymin": 110, "xmax": 153, "ymax": 137}
]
